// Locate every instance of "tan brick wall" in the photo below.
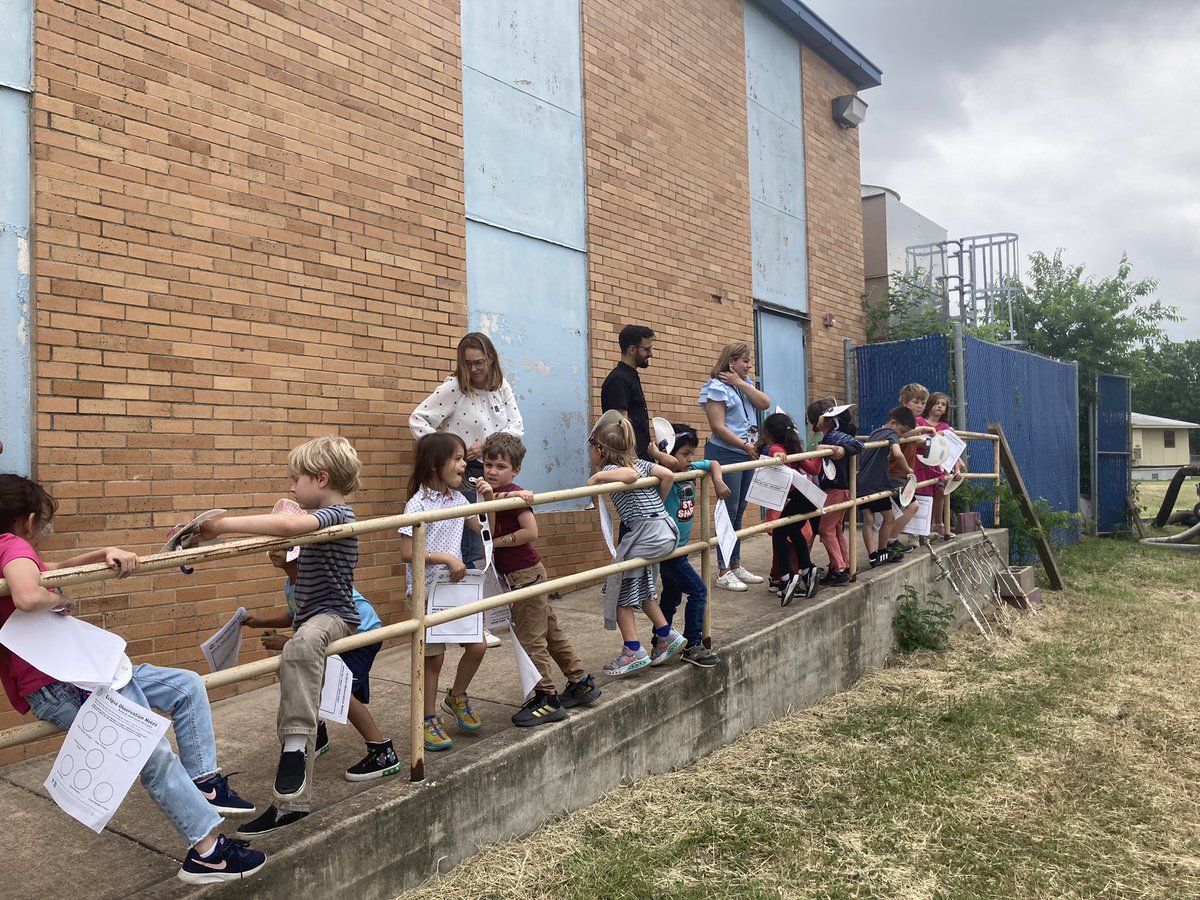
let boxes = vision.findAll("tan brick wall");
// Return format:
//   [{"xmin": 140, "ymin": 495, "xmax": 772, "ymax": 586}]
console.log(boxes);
[
  {"xmin": 802, "ymin": 48, "xmax": 867, "ymax": 404},
  {"xmin": 6, "ymin": 0, "xmax": 869, "ymax": 757}
]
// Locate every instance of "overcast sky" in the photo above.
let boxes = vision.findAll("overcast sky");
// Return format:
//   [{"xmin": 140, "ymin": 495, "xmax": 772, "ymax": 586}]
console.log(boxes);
[{"xmin": 809, "ymin": 0, "xmax": 1200, "ymax": 341}]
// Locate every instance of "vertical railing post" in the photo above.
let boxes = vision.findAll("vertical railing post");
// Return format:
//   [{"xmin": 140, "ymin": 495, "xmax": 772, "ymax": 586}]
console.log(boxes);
[
  {"xmin": 409, "ymin": 523, "xmax": 427, "ymax": 782},
  {"xmin": 993, "ymin": 438, "xmax": 1002, "ymax": 528},
  {"xmin": 699, "ymin": 476, "xmax": 713, "ymax": 647},
  {"xmin": 848, "ymin": 455, "xmax": 858, "ymax": 578}
]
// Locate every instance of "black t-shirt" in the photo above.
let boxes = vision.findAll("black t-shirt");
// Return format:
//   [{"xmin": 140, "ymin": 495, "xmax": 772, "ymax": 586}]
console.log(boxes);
[
  {"xmin": 600, "ymin": 361, "xmax": 651, "ymax": 460},
  {"xmin": 858, "ymin": 426, "xmax": 899, "ymax": 494}
]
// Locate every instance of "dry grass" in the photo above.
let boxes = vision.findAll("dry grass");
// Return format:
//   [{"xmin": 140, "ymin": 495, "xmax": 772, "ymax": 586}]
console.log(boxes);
[{"xmin": 402, "ymin": 539, "xmax": 1200, "ymax": 900}]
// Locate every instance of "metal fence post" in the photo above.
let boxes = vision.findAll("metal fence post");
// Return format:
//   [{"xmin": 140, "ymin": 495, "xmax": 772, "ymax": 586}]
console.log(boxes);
[
  {"xmin": 993, "ymin": 439, "xmax": 1002, "ymax": 528},
  {"xmin": 699, "ymin": 476, "xmax": 713, "ymax": 647},
  {"xmin": 952, "ymin": 323, "xmax": 967, "ymax": 432},
  {"xmin": 843, "ymin": 338, "xmax": 854, "ymax": 406},
  {"xmin": 409, "ymin": 523, "xmax": 427, "ymax": 782},
  {"xmin": 848, "ymin": 455, "xmax": 858, "ymax": 577}
]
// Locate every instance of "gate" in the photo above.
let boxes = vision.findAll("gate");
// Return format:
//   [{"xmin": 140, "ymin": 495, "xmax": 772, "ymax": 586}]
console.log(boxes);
[{"xmin": 1092, "ymin": 374, "xmax": 1132, "ymax": 534}]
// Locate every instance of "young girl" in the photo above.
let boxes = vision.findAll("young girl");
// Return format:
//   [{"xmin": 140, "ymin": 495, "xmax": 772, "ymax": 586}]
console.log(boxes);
[
  {"xmin": 0, "ymin": 475, "xmax": 265, "ymax": 884},
  {"xmin": 588, "ymin": 413, "xmax": 685, "ymax": 675},
  {"xmin": 756, "ymin": 413, "xmax": 822, "ymax": 608},
  {"xmin": 919, "ymin": 391, "xmax": 962, "ymax": 538},
  {"xmin": 398, "ymin": 433, "xmax": 494, "ymax": 752},
  {"xmin": 808, "ymin": 400, "xmax": 864, "ymax": 585}
]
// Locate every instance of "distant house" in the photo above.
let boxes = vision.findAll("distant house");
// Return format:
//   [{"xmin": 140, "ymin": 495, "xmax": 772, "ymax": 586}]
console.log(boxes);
[{"xmin": 1132, "ymin": 413, "xmax": 1199, "ymax": 480}]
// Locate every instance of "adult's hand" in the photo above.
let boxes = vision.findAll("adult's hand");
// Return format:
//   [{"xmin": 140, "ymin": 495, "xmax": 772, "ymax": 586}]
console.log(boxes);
[
  {"xmin": 466, "ymin": 441, "xmax": 484, "ymax": 461},
  {"xmin": 717, "ymin": 371, "xmax": 745, "ymax": 390}
]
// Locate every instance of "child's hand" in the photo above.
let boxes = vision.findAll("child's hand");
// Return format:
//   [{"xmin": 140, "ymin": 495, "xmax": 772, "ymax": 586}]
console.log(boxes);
[
  {"xmin": 447, "ymin": 557, "xmax": 468, "ymax": 582},
  {"xmin": 260, "ymin": 632, "xmax": 289, "ymax": 653},
  {"xmin": 772, "ymin": 451, "xmax": 788, "ymax": 461},
  {"xmin": 714, "ymin": 478, "xmax": 732, "ymax": 501},
  {"xmin": 197, "ymin": 515, "xmax": 225, "ymax": 539},
  {"xmin": 475, "ymin": 479, "xmax": 494, "ymax": 501},
  {"xmin": 105, "ymin": 548, "xmax": 140, "ymax": 578},
  {"xmin": 513, "ymin": 489, "xmax": 535, "ymax": 505},
  {"xmin": 267, "ymin": 549, "xmax": 287, "ymax": 569},
  {"xmin": 830, "ymin": 446, "xmax": 846, "ymax": 460},
  {"xmin": 243, "ymin": 614, "xmax": 262, "ymax": 629}
]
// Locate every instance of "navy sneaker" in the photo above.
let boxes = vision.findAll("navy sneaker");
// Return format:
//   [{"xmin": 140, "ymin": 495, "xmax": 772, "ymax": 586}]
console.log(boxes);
[
  {"xmin": 344, "ymin": 740, "xmax": 402, "ymax": 782},
  {"xmin": 315, "ymin": 721, "xmax": 330, "ymax": 757},
  {"xmin": 195, "ymin": 773, "xmax": 256, "ymax": 816},
  {"xmin": 273, "ymin": 750, "xmax": 307, "ymax": 801},
  {"xmin": 236, "ymin": 805, "xmax": 308, "ymax": 839},
  {"xmin": 512, "ymin": 693, "xmax": 567, "ymax": 727},
  {"xmin": 177, "ymin": 835, "xmax": 266, "ymax": 884},
  {"xmin": 560, "ymin": 674, "xmax": 601, "ymax": 709}
]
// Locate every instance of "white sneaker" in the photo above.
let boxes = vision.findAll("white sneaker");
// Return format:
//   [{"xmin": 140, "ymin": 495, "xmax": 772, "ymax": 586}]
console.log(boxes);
[
  {"xmin": 716, "ymin": 571, "xmax": 748, "ymax": 592},
  {"xmin": 484, "ymin": 629, "xmax": 501, "ymax": 648},
  {"xmin": 733, "ymin": 566, "xmax": 764, "ymax": 585}
]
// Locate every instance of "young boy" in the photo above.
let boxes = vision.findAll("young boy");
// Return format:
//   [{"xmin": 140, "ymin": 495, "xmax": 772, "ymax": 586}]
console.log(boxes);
[
  {"xmin": 658, "ymin": 425, "xmax": 730, "ymax": 667},
  {"xmin": 857, "ymin": 407, "xmax": 917, "ymax": 567},
  {"xmin": 0, "ymin": 474, "xmax": 265, "ymax": 884},
  {"xmin": 886, "ymin": 384, "xmax": 936, "ymax": 554},
  {"xmin": 480, "ymin": 433, "xmax": 601, "ymax": 725},
  {"xmin": 235, "ymin": 548, "xmax": 397, "ymax": 837},
  {"xmin": 197, "ymin": 435, "xmax": 362, "ymax": 835}
]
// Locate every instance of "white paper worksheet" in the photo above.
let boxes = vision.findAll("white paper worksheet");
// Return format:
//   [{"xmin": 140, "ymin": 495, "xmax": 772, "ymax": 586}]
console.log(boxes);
[
  {"xmin": 45, "ymin": 687, "xmax": 170, "ymax": 833},
  {"xmin": 318, "ymin": 656, "xmax": 353, "ymax": 725},
  {"xmin": 0, "ymin": 611, "xmax": 125, "ymax": 691},
  {"xmin": 426, "ymin": 571, "xmax": 485, "ymax": 643},
  {"xmin": 745, "ymin": 464, "xmax": 793, "ymax": 512},
  {"xmin": 714, "ymin": 501, "xmax": 738, "ymax": 564},
  {"xmin": 901, "ymin": 495, "xmax": 934, "ymax": 537},
  {"xmin": 790, "ymin": 469, "xmax": 828, "ymax": 510},
  {"xmin": 939, "ymin": 430, "xmax": 967, "ymax": 473},
  {"xmin": 200, "ymin": 607, "xmax": 247, "ymax": 673}
]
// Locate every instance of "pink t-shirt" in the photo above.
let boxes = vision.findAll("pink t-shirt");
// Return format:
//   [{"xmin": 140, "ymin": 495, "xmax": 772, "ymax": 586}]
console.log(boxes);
[
  {"xmin": 0, "ymin": 533, "xmax": 59, "ymax": 714},
  {"xmin": 914, "ymin": 417, "xmax": 952, "ymax": 496}
]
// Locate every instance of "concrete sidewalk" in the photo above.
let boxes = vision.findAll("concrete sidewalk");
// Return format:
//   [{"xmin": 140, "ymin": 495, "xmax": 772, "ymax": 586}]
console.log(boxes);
[{"xmin": 0, "ymin": 530, "xmax": 1002, "ymax": 899}]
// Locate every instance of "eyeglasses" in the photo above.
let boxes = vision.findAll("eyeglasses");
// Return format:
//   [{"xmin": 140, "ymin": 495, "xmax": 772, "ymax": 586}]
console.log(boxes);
[
  {"xmin": 477, "ymin": 514, "xmax": 491, "ymax": 545},
  {"xmin": 465, "ymin": 358, "xmax": 489, "ymax": 369}
]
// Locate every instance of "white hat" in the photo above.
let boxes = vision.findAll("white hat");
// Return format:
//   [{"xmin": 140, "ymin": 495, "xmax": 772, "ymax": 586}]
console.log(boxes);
[{"xmin": 652, "ymin": 417, "xmax": 675, "ymax": 455}]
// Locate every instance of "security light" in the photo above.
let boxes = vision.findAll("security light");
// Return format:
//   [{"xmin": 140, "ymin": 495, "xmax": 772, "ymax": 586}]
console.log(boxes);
[{"xmin": 832, "ymin": 94, "xmax": 868, "ymax": 128}]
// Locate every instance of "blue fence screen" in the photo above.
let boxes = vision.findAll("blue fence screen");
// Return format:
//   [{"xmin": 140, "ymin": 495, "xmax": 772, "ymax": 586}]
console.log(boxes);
[
  {"xmin": 853, "ymin": 333, "xmax": 950, "ymax": 434},
  {"xmin": 1093, "ymin": 373, "xmax": 1131, "ymax": 534}
]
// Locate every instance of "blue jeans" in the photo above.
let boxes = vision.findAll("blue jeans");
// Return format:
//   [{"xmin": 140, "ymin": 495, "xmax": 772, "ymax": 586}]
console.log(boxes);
[
  {"xmin": 659, "ymin": 555, "xmax": 707, "ymax": 647},
  {"xmin": 461, "ymin": 463, "xmax": 485, "ymax": 567},
  {"xmin": 704, "ymin": 441, "xmax": 752, "ymax": 568},
  {"xmin": 26, "ymin": 664, "xmax": 222, "ymax": 846}
]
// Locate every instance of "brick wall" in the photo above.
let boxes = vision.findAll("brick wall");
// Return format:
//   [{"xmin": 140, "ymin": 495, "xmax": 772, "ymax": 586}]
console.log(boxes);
[
  {"xmin": 801, "ymin": 48, "xmax": 867, "ymax": 404},
  {"xmin": 5, "ymin": 0, "xmax": 869, "ymax": 757}
]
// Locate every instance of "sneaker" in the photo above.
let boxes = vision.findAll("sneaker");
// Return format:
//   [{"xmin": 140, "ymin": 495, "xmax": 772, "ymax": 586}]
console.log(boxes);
[
  {"xmin": 716, "ymin": 571, "xmax": 748, "ymax": 592},
  {"xmin": 868, "ymin": 551, "xmax": 886, "ymax": 569},
  {"xmin": 650, "ymin": 629, "xmax": 686, "ymax": 666},
  {"xmin": 344, "ymin": 740, "xmax": 402, "ymax": 782},
  {"xmin": 235, "ymin": 805, "xmax": 308, "ymax": 839},
  {"xmin": 780, "ymin": 573, "xmax": 802, "ymax": 608},
  {"xmin": 681, "ymin": 643, "xmax": 720, "ymax": 668},
  {"xmin": 442, "ymin": 689, "xmax": 483, "ymax": 732},
  {"xmin": 829, "ymin": 569, "xmax": 852, "ymax": 586},
  {"xmin": 272, "ymin": 750, "xmax": 306, "ymax": 801},
  {"xmin": 512, "ymin": 693, "xmax": 567, "ymax": 727},
  {"xmin": 560, "ymin": 674, "xmax": 602, "ymax": 708},
  {"xmin": 803, "ymin": 566, "xmax": 821, "ymax": 599},
  {"xmin": 885, "ymin": 540, "xmax": 910, "ymax": 555},
  {"xmin": 484, "ymin": 629, "xmax": 501, "ymax": 649},
  {"xmin": 314, "ymin": 721, "xmax": 330, "ymax": 757},
  {"xmin": 603, "ymin": 646, "xmax": 651, "ymax": 676},
  {"xmin": 767, "ymin": 579, "xmax": 782, "ymax": 594},
  {"xmin": 424, "ymin": 716, "xmax": 453, "ymax": 751},
  {"xmin": 733, "ymin": 566, "xmax": 764, "ymax": 584},
  {"xmin": 195, "ymin": 773, "xmax": 256, "ymax": 816},
  {"xmin": 178, "ymin": 834, "xmax": 267, "ymax": 884},
  {"xmin": 885, "ymin": 549, "xmax": 904, "ymax": 564}
]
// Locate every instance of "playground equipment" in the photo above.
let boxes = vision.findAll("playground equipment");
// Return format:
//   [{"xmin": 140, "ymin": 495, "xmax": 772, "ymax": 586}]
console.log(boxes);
[{"xmin": 1142, "ymin": 464, "xmax": 1200, "ymax": 551}]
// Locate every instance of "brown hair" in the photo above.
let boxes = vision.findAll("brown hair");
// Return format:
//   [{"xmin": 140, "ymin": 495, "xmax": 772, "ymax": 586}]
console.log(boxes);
[
  {"xmin": 709, "ymin": 342, "xmax": 751, "ymax": 380},
  {"xmin": 0, "ymin": 474, "xmax": 58, "ymax": 535},
  {"xmin": 454, "ymin": 332, "xmax": 504, "ymax": 394},
  {"xmin": 409, "ymin": 433, "xmax": 466, "ymax": 497},
  {"xmin": 923, "ymin": 391, "xmax": 952, "ymax": 423},
  {"xmin": 589, "ymin": 417, "xmax": 636, "ymax": 468},
  {"xmin": 899, "ymin": 382, "xmax": 929, "ymax": 405},
  {"xmin": 288, "ymin": 435, "xmax": 361, "ymax": 495},
  {"xmin": 482, "ymin": 432, "xmax": 527, "ymax": 469}
]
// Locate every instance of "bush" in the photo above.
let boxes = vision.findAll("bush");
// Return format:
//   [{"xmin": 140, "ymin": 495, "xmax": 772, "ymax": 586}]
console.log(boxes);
[
  {"xmin": 892, "ymin": 584, "xmax": 956, "ymax": 654},
  {"xmin": 953, "ymin": 478, "xmax": 1080, "ymax": 563}
]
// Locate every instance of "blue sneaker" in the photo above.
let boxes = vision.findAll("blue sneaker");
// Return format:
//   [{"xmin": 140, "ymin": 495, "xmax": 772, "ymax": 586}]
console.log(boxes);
[
  {"xmin": 177, "ymin": 835, "xmax": 267, "ymax": 884},
  {"xmin": 195, "ymin": 773, "xmax": 256, "ymax": 816}
]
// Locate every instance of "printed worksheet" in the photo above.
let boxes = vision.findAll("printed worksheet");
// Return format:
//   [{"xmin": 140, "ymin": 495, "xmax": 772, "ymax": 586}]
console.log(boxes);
[
  {"xmin": 427, "ymin": 571, "xmax": 485, "ymax": 643},
  {"xmin": 0, "ymin": 611, "xmax": 125, "ymax": 691},
  {"xmin": 45, "ymin": 687, "xmax": 169, "ymax": 833},
  {"xmin": 940, "ymin": 430, "xmax": 968, "ymax": 473},
  {"xmin": 318, "ymin": 656, "xmax": 353, "ymax": 725},
  {"xmin": 902, "ymin": 494, "xmax": 934, "ymax": 537},
  {"xmin": 200, "ymin": 607, "xmax": 248, "ymax": 672},
  {"xmin": 745, "ymin": 464, "xmax": 792, "ymax": 512},
  {"xmin": 714, "ymin": 502, "xmax": 737, "ymax": 564}
]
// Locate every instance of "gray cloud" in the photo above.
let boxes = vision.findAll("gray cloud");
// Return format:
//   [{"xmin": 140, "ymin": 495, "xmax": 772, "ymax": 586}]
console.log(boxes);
[{"xmin": 811, "ymin": 0, "xmax": 1200, "ymax": 340}]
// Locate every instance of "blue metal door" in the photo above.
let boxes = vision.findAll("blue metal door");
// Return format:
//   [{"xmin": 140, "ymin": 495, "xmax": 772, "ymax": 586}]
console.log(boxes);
[
  {"xmin": 1092, "ymin": 373, "xmax": 1131, "ymax": 534},
  {"xmin": 755, "ymin": 307, "xmax": 807, "ymax": 425}
]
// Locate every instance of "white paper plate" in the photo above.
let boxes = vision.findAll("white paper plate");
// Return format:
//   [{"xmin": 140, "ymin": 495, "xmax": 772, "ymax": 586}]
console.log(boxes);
[
  {"xmin": 943, "ymin": 471, "xmax": 966, "ymax": 495},
  {"xmin": 822, "ymin": 458, "xmax": 836, "ymax": 480},
  {"xmin": 897, "ymin": 474, "xmax": 917, "ymax": 507},
  {"xmin": 918, "ymin": 433, "xmax": 951, "ymax": 467},
  {"xmin": 652, "ymin": 417, "xmax": 675, "ymax": 455}
]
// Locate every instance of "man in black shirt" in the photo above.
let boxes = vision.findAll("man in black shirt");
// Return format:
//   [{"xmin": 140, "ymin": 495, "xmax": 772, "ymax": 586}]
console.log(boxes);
[{"xmin": 600, "ymin": 324, "xmax": 672, "ymax": 464}]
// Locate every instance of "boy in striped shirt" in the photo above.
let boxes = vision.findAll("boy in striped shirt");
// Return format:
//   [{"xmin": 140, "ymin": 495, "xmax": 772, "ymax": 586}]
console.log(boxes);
[{"xmin": 198, "ymin": 435, "xmax": 362, "ymax": 831}]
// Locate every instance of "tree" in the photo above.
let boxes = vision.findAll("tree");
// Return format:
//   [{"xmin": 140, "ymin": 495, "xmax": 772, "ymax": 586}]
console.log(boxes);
[
  {"xmin": 863, "ymin": 270, "xmax": 1007, "ymax": 344},
  {"xmin": 1133, "ymin": 340, "xmax": 1200, "ymax": 454}
]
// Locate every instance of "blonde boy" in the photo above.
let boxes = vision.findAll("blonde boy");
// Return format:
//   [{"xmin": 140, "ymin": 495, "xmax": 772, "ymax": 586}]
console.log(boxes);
[{"xmin": 199, "ymin": 435, "xmax": 362, "ymax": 834}]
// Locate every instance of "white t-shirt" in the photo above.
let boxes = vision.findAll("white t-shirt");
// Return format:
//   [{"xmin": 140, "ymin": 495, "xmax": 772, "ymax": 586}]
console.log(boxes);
[
  {"xmin": 409, "ymin": 377, "xmax": 524, "ymax": 446},
  {"xmin": 399, "ymin": 486, "xmax": 468, "ymax": 592}
]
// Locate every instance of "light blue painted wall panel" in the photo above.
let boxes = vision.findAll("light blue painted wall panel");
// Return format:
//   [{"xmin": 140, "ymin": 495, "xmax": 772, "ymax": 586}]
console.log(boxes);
[
  {"xmin": 0, "ymin": 0, "xmax": 32, "ymax": 91},
  {"xmin": 744, "ymin": 2, "xmax": 801, "ymax": 126},
  {"xmin": 0, "ymin": 92, "xmax": 31, "ymax": 475},
  {"xmin": 756, "ymin": 308, "xmax": 808, "ymax": 422},
  {"xmin": 463, "ymin": 68, "xmax": 587, "ymax": 251},
  {"xmin": 466, "ymin": 221, "xmax": 590, "ymax": 506},
  {"xmin": 747, "ymin": 101, "xmax": 805, "ymax": 216},
  {"xmin": 461, "ymin": 0, "xmax": 581, "ymax": 114},
  {"xmin": 750, "ymin": 200, "xmax": 808, "ymax": 312}
]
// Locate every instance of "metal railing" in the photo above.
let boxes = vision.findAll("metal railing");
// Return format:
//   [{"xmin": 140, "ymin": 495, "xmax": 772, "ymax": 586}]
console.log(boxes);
[{"xmin": 0, "ymin": 431, "xmax": 1002, "ymax": 776}]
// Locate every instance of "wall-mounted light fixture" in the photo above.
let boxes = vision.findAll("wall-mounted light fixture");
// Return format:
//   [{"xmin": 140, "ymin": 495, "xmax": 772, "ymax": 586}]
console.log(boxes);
[
  {"xmin": 831, "ymin": 94, "xmax": 868, "ymax": 129},
  {"xmin": 823, "ymin": 312, "xmax": 837, "ymax": 329}
]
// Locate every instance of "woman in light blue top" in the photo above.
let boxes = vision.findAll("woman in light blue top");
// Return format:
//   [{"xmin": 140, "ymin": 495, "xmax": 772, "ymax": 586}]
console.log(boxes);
[{"xmin": 699, "ymin": 342, "xmax": 772, "ymax": 591}]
